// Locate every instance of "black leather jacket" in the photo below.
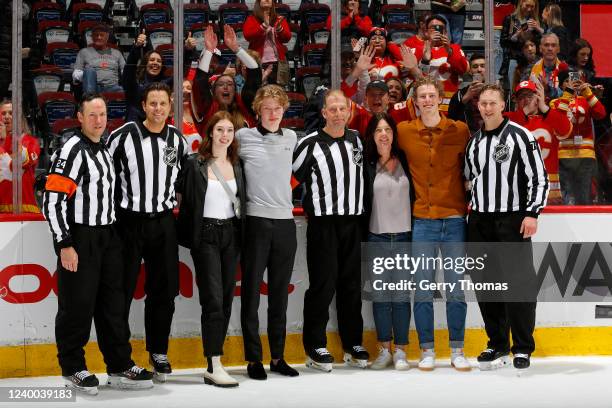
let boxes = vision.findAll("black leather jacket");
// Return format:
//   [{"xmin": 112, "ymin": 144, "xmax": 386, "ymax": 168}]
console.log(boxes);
[{"xmin": 176, "ymin": 154, "xmax": 247, "ymax": 249}]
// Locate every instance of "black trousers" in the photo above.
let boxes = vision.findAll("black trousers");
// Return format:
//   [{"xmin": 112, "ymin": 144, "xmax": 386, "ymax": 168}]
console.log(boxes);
[
  {"xmin": 191, "ymin": 220, "xmax": 240, "ymax": 357},
  {"xmin": 240, "ymin": 216, "xmax": 297, "ymax": 362},
  {"xmin": 117, "ymin": 211, "xmax": 179, "ymax": 355},
  {"xmin": 55, "ymin": 224, "xmax": 134, "ymax": 376},
  {"xmin": 468, "ymin": 211, "xmax": 537, "ymax": 355},
  {"xmin": 303, "ymin": 215, "xmax": 363, "ymax": 351}
]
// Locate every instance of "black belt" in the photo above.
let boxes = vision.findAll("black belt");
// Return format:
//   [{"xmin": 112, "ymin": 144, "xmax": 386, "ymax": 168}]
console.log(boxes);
[
  {"xmin": 202, "ymin": 217, "xmax": 236, "ymax": 226},
  {"xmin": 118, "ymin": 209, "xmax": 173, "ymax": 219}
]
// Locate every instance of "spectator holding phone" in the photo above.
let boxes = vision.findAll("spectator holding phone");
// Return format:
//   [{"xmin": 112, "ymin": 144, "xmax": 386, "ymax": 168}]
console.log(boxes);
[
  {"xmin": 448, "ymin": 54, "xmax": 486, "ymax": 134},
  {"xmin": 567, "ymin": 38, "xmax": 597, "ymax": 86},
  {"xmin": 551, "ymin": 70, "xmax": 607, "ymax": 205},
  {"xmin": 243, "ymin": 0, "xmax": 291, "ymax": 86},
  {"xmin": 431, "ymin": 0, "xmax": 467, "ymax": 46},
  {"xmin": 500, "ymin": 0, "xmax": 543, "ymax": 93}
]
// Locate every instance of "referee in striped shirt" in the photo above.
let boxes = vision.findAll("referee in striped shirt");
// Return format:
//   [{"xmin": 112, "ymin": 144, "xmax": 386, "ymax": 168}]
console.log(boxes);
[
  {"xmin": 42, "ymin": 94, "xmax": 152, "ymax": 393},
  {"xmin": 464, "ymin": 84, "xmax": 549, "ymax": 370},
  {"xmin": 293, "ymin": 89, "xmax": 369, "ymax": 371},
  {"xmin": 107, "ymin": 82, "xmax": 188, "ymax": 380}
]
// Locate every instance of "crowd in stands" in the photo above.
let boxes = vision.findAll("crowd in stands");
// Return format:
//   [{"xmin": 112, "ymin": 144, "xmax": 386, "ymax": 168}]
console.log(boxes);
[{"xmin": 0, "ymin": 0, "xmax": 611, "ymax": 213}]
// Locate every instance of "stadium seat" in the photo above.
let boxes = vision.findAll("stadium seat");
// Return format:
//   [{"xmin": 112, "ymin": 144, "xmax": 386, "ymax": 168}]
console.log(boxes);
[
  {"xmin": 37, "ymin": 92, "xmax": 78, "ymax": 131},
  {"xmin": 308, "ymin": 22, "xmax": 330, "ymax": 45},
  {"xmin": 386, "ymin": 23, "xmax": 417, "ymax": 45},
  {"xmin": 381, "ymin": 4, "xmax": 413, "ymax": 26},
  {"xmin": 275, "ymin": 3, "xmax": 291, "ymax": 22},
  {"xmin": 71, "ymin": 3, "xmax": 105, "ymax": 26},
  {"xmin": 140, "ymin": 3, "xmax": 172, "ymax": 27},
  {"xmin": 31, "ymin": 65, "xmax": 64, "ymax": 99},
  {"xmin": 45, "ymin": 42, "xmax": 80, "ymax": 72},
  {"xmin": 295, "ymin": 67, "xmax": 323, "ymax": 99},
  {"xmin": 102, "ymin": 92, "xmax": 127, "ymax": 121},
  {"xmin": 302, "ymin": 43, "xmax": 327, "ymax": 67},
  {"xmin": 37, "ymin": 21, "xmax": 71, "ymax": 51},
  {"xmin": 218, "ymin": 3, "xmax": 249, "ymax": 26},
  {"xmin": 286, "ymin": 23, "xmax": 300, "ymax": 59},
  {"xmin": 107, "ymin": 118, "xmax": 126, "ymax": 133},
  {"xmin": 184, "ymin": 3, "xmax": 210, "ymax": 30},
  {"xmin": 32, "ymin": 2, "xmax": 65, "ymax": 24},
  {"xmin": 299, "ymin": 3, "xmax": 330, "ymax": 26},
  {"xmin": 156, "ymin": 44, "xmax": 175, "ymax": 67},
  {"xmin": 280, "ymin": 118, "xmax": 305, "ymax": 131},
  {"xmin": 215, "ymin": 44, "xmax": 236, "ymax": 68},
  {"xmin": 51, "ymin": 118, "xmax": 81, "ymax": 139},
  {"xmin": 146, "ymin": 23, "xmax": 174, "ymax": 49},
  {"xmin": 285, "ymin": 92, "xmax": 307, "ymax": 119}
]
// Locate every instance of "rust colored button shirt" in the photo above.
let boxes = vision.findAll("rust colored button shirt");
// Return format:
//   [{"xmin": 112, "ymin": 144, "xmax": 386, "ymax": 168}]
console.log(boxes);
[{"xmin": 397, "ymin": 115, "xmax": 470, "ymax": 219}]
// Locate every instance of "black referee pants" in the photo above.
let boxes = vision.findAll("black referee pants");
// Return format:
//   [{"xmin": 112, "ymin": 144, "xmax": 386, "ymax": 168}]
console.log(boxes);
[
  {"xmin": 117, "ymin": 211, "xmax": 179, "ymax": 355},
  {"xmin": 303, "ymin": 215, "xmax": 363, "ymax": 352},
  {"xmin": 468, "ymin": 212, "xmax": 537, "ymax": 355},
  {"xmin": 240, "ymin": 216, "xmax": 297, "ymax": 362},
  {"xmin": 191, "ymin": 220, "xmax": 240, "ymax": 357},
  {"xmin": 55, "ymin": 224, "xmax": 134, "ymax": 376}
]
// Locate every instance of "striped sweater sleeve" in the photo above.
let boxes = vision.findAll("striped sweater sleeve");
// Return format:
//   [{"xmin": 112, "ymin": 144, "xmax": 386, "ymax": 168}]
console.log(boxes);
[
  {"xmin": 42, "ymin": 137, "xmax": 84, "ymax": 248},
  {"xmin": 517, "ymin": 129, "xmax": 549, "ymax": 217}
]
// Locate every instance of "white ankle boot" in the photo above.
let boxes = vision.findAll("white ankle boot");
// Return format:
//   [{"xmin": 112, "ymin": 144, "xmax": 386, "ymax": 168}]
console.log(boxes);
[{"xmin": 204, "ymin": 356, "xmax": 239, "ymax": 388}]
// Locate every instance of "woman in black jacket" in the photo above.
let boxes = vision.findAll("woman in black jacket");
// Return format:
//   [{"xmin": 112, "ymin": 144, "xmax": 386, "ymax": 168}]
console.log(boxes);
[
  {"xmin": 362, "ymin": 113, "xmax": 414, "ymax": 371},
  {"xmin": 176, "ymin": 110, "xmax": 246, "ymax": 388}
]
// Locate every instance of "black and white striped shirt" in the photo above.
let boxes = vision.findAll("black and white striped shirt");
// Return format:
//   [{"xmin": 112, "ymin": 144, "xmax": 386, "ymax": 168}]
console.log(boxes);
[
  {"xmin": 107, "ymin": 121, "xmax": 188, "ymax": 214},
  {"xmin": 293, "ymin": 128, "xmax": 364, "ymax": 217},
  {"xmin": 464, "ymin": 118, "xmax": 549, "ymax": 217},
  {"xmin": 43, "ymin": 132, "xmax": 116, "ymax": 247}
]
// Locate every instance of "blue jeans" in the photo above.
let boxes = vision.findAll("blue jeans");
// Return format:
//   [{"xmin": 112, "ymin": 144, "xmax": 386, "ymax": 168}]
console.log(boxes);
[
  {"xmin": 439, "ymin": 13, "xmax": 466, "ymax": 45},
  {"xmin": 494, "ymin": 29, "xmax": 503, "ymax": 81},
  {"xmin": 82, "ymin": 67, "xmax": 124, "ymax": 94},
  {"xmin": 412, "ymin": 218, "xmax": 467, "ymax": 349},
  {"xmin": 368, "ymin": 231, "xmax": 411, "ymax": 345}
]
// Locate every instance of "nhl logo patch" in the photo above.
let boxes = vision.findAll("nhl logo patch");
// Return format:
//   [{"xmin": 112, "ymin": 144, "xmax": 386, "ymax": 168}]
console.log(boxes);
[
  {"xmin": 493, "ymin": 144, "xmax": 510, "ymax": 163},
  {"xmin": 163, "ymin": 146, "xmax": 178, "ymax": 166}
]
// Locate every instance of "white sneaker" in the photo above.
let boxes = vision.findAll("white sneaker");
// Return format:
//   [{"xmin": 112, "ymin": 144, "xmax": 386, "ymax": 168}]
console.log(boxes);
[
  {"xmin": 393, "ymin": 349, "xmax": 410, "ymax": 371},
  {"xmin": 451, "ymin": 348, "xmax": 472, "ymax": 372},
  {"xmin": 370, "ymin": 347, "xmax": 392, "ymax": 370},
  {"xmin": 418, "ymin": 349, "xmax": 435, "ymax": 371}
]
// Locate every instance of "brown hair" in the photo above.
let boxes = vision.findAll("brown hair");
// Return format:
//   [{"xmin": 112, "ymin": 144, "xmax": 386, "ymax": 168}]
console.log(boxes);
[
  {"xmin": 142, "ymin": 81, "xmax": 172, "ymax": 103},
  {"xmin": 543, "ymin": 3, "xmax": 564, "ymax": 28},
  {"xmin": 513, "ymin": 0, "xmax": 540, "ymax": 23},
  {"xmin": 412, "ymin": 76, "xmax": 444, "ymax": 98},
  {"xmin": 0, "ymin": 98, "xmax": 31, "ymax": 135},
  {"xmin": 211, "ymin": 74, "xmax": 247, "ymax": 129},
  {"xmin": 198, "ymin": 111, "xmax": 240, "ymax": 165},
  {"xmin": 252, "ymin": 85, "xmax": 290, "ymax": 115},
  {"xmin": 478, "ymin": 83, "xmax": 506, "ymax": 101},
  {"xmin": 253, "ymin": 0, "xmax": 277, "ymax": 24},
  {"xmin": 136, "ymin": 50, "xmax": 165, "ymax": 83}
]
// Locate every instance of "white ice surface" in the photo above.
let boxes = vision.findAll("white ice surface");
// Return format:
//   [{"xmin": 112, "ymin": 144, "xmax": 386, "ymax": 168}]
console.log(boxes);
[{"xmin": 0, "ymin": 357, "xmax": 611, "ymax": 408}]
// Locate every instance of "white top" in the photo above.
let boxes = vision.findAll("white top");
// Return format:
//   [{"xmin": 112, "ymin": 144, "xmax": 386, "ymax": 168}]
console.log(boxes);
[
  {"xmin": 369, "ymin": 163, "xmax": 411, "ymax": 234},
  {"xmin": 203, "ymin": 179, "xmax": 237, "ymax": 219}
]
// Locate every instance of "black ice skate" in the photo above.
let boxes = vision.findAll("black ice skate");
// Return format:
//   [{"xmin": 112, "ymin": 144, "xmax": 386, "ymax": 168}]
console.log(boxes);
[
  {"xmin": 149, "ymin": 353, "xmax": 172, "ymax": 382},
  {"xmin": 63, "ymin": 370, "xmax": 99, "ymax": 395},
  {"xmin": 513, "ymin": 353, "xmax": 531, "ymax": 370},
  {"xmin": 477, "ymin": 348, "xmax": 511, "ymax": 371},
  {"xmin": 107, "ymin": 365, "xmax": 154, "ymax": 390},
  {"xmin": 305, "ymin": 348, "xmax": 334, "ymax": 372},
  {"xmin": 343, "ymin": 345, "xmax": 369, "ymax": 369}
]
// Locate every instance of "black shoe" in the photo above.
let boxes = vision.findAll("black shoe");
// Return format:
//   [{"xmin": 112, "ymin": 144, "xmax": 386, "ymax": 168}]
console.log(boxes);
[
  {"xmin": 63, "ymin": 370, "xmax": 99, "ymax": 395},
  {"xmin": 270, "ymin": 359, "xmax": 299, "ymax": 377},
  {"xmin": 513, "ymin": 353, "xmax": 531, "ymax": 369},
  {"xmin": 477, "ymin": 348, "xmax": 509, "ymax": 362},
  {"xmin": 247, "ymin": 362, "xmax": 267, "ymax": 380},
  {"xmin": 150, "ymin": 353, "xmax": 172, "ymax": 374}
]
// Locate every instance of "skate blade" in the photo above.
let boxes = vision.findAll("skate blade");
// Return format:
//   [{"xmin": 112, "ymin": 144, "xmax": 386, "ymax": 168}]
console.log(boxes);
[
  {"xmin": 479, "ymin": 356, "xmax": 511, "ymax": 371},
  {"xmin": 153, "ymin": 372, "xmax": 167, "ymax": 383},
  {"xmin": 107, "ymin": 377, "xmax": 154, "ymax": 390},
  {"xmin": 64, "ymin": 381, "xmax": 98, "ymax": 396},
  {"xmin": 343, "ymin": 355, "xmax": 368, "ymax": 369},
  {"xmin": 203, "ymin": 377, "xmax": 239, "ymax": 388},
  {"xmin": 305, "ymin": 357, "xmax": 333, "ymax": 372}
]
